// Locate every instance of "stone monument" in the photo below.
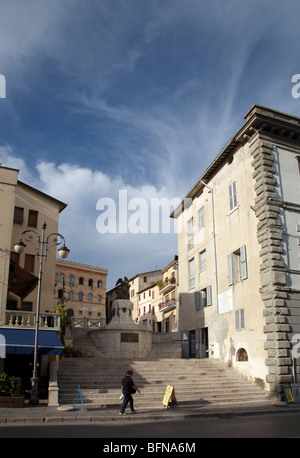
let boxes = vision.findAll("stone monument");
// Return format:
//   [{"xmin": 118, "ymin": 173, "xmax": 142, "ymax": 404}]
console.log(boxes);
[{"xmin": 88, "ymin": 299, "xmax": 152, "ymax": 359}]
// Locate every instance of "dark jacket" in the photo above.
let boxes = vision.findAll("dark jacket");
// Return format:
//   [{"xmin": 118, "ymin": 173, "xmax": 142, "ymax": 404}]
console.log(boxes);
[{"xmin": 122, "ymin": 375, "xmax": 136, "ymax": 394}]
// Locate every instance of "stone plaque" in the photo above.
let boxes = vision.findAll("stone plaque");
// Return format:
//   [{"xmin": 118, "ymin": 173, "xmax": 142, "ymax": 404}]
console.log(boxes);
[{"xmin": 121, "ymin": 333, "xmax": 139, "ymax": 343}]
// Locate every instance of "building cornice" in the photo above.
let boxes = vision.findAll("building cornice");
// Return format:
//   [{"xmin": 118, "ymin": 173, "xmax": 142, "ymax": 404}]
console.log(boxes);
[
  {"xmin": 56, "ymin": 259, "xmax": 108, "ymax": 274},
  {"xmin": 171, "ymin": 104, "xmax": 300, "ymax": 218}
]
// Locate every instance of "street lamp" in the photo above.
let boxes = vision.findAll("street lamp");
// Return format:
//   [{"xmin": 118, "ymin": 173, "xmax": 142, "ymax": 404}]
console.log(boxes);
[{"xmin": 14, "ymin": 219, "xmax": 70, "ymax": 405}]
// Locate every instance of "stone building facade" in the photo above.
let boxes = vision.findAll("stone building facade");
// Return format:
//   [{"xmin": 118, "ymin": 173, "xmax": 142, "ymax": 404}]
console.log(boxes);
[
  {"xmin": 55, "ymin": 260, "xmax": 108, "ymax": 325},
  {"xmin": 172, "ymin": 105, "xmax": 300, "ymax": 397}
]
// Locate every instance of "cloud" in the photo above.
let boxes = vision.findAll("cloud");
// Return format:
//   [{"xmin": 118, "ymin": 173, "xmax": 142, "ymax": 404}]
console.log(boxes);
[{"xmin": 1, "ymin": 149, "xmax": 178, "ymax": 289}]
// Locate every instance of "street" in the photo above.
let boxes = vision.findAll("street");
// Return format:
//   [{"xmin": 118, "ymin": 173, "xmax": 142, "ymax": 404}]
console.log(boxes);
[{"xmin": 0, "ymin": 413, "xmax": 300, "ymax": 439}]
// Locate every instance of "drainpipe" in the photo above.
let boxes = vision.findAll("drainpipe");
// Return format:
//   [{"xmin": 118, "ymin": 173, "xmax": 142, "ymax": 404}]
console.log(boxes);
[{"xmin": 200, "ymin": 181, "xmax": 219, "ymax": 314}]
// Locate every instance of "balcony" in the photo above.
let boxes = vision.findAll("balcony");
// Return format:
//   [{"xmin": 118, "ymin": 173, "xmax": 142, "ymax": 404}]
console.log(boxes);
[
  {"xmin": 158, "ymin": 277, "xmax": 177, "ymax": 295},
  {"xmin": 4, "ymin": 311, "xmax": 61, "ymax": 330},
  {"xmin": 158, "ymin": 299, "xmax": 177, "ymax": 313}
]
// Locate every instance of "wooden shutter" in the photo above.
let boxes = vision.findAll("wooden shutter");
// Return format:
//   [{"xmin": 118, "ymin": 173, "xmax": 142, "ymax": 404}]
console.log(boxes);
[
  {"xmin": 227, "ymin": 254, "xmax": 233, "ymax": 285},
  {"xmin": 24, "ymin": 254, "xmax": 35, "ymax": 273},
  {"xmin": 206, "ymin": 285, "xmax": 212, "ymax": 306},
  {"xmin": 13, "ymin": 207, "xmax": 23, "ymax": 225},
  {"xmin": 240, "ymin": 245, "xmax": 248, "ymax": 280},
  {"xmin": 28, "ymin": 210, "xmax": 38, "ymax": 228},
  {"xmin": 194, "ymin": 291, "xmax": 201, "ymax": 310}
]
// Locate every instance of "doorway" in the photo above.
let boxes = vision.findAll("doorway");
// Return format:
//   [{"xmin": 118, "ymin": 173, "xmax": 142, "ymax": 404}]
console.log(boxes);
[{"xmin": 201, "ymin": 327, "xmax": 209, "ymax": 358}]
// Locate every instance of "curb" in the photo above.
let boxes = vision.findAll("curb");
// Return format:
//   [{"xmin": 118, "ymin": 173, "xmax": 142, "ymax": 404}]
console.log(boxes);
[{"xmin": 1, "ymin": 404, "xmax": 300, "ymax": 425}]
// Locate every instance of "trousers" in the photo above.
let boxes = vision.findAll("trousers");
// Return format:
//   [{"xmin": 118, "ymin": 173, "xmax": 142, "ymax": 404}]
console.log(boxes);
[{"xmin": 120, "ymin": 392, "xmax": 134, "ymax": 413}]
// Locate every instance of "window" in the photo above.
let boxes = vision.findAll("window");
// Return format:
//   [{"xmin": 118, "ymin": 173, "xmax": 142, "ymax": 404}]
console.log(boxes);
[
  {"xmin": 149, "ymin": 290, "xmax": 151, "ymax": 297},
  {"xmin": 98, "ymin": 280, "xmax": 102, "ymax": 288},
  {"xmin": 79, "ymin": 277, "xmax": 84, "ymax": 285},
  {"xmin": 197, "ymin": 206, "xmax": 205, "ymax": 230},
  {"xmin": 13, "ymin": 207, "xmax": 24, "ymax": 225},
  {"xmin": 187, "ymin": 218, "xmax": 194, "ymax": 250},
  {"xmin": 78, "ymin": 292, "xmax": 83, "ymax": 301},
  {"xmin": 88, "ymin": 279, "xmax": 93, "ymax": 290},
  {"xmin": 235, "ymin": 309, "xmax": 245, "ymax": 331},
  {"xmin": 28, "ymin": 210, "xmax": 38, "ymax": 228},
  {"xmin": 58, "ymin": 289, "xmax": 63, "ymax": 299},
  {"xmin": 24, "ymin": 254, "xmax": 35, "ymax": 273},
  {"xmin": 199, "ymin": 250, "xmax": 207, "ymax": 272},
  {"xmin": 88, "ymin": 294, "xmax": 93, "ymax": 302},
  {"xmin": 98, "ymin": 295, "xmax": 102, "ymax": 304},
  {"xmin": 69, "ymin": 291, "xmax": 74, "ymax": 300},
  {"xmin": 237, "ymin": 348, "xmax": 248, "ymax": 361},
  {"xmin": 227, "ymin": 245, "xmax": 247, "ymax": 285},
  {"xmin": 229, "ymin": 181, "xmax": 238, "ymax": 212},
  {"xmin": 10, "ymin": 251, "xmax": 20, "ymax": 266},
  {"xmin": 59, "ymin": 273, "xmax": 64, "ymax": 281},
  {"xmin": 70, "ymin": 275, "xmax": 74, "ymax": 286},
  {"xmin": 194, "ymin": 286, "xmax": 212, "ymax": 310},
  {"xmin": 21, "ymin": 301, "xmax": 32, "ymax": 312},
  {"xmin": 188, "ymin": 258, "xmax": 195, "ymax": 289}
]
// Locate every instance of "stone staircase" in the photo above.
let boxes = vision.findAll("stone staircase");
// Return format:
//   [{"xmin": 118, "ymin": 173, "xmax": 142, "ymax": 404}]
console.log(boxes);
[{"xmin": 57, "ymin": 356, "xmax": 273, "ymax": 410}]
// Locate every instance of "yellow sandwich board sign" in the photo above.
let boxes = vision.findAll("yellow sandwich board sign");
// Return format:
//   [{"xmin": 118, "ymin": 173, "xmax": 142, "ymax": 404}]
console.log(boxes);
[{"xmin": 162, "ymin": 385, "xmax": 177, "ymax": 407}]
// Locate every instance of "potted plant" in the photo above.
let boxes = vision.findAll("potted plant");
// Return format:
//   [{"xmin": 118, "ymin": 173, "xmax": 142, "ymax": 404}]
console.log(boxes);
[
  {"xmin": 0, "ymin": 372, "xmax": 24, "ymax": 407},
  {"xmin": 64, "ymin": 345, "xmax": 82, "ymax": 358}
]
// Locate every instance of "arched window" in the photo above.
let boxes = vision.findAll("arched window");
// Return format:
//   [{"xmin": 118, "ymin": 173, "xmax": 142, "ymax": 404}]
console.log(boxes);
[
  {"xmin": 98, "ymin": 295, "xmax": 102, "ymax": 304},
  {"xmin": 98, "ymin": 280, "xmax": 102, "ymax": 288},
  {"xmin": 79, "ymin": 277, "xmax": 84, "ymax": 285},
  {"xmin": 59, "ymin": 273, "xmax": 64, "ymax": 281},
  {"xmin": 78, "ymin": 292, "xmax": 83, "ymax": 301},
  {"xmin": 88, "ymin": 279, "xmax": 93, "ymax": 290},
  {"xmin": 70, "ymin": 275, "xmax": 74, "ymax": 286},
  {"xmin": 88, "ymin": 293, "xmax": 93, "ymax": 302},
  {"xmin": 237, "ymin": 348, "xmax": 248, "ymax": 362},
  {"xmin": 58, "ymin": 289, "xmax": 63, "ymax": 299},
  {"xmin": 68, "ymin": 291, "xmax": 74, "ymax": 300}
]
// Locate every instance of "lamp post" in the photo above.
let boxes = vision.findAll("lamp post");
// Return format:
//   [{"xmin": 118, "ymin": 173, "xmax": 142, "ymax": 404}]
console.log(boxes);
[{"xmin": 14, "ymin": 219, "xmax": 70, "ymax": 405}]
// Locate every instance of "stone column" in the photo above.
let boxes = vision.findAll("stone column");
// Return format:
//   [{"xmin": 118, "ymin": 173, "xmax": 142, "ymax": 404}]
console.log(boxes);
[
  {"xmin": 48, "ymin": 359, "xmax": 59, "ymax": 407},
  {"xmin": 250, "ymin": 138, "xmax": 292, "ymax": 397}
]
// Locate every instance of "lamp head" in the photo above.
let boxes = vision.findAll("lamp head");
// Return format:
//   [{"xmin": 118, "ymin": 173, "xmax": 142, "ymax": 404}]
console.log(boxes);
[
  {"xmin": 14, "ymin": 241, "xmax": 26, "ymax": 254},
  {"xmin": 58, "ymin": 245, "xmax": 70, "ymax": 259}
]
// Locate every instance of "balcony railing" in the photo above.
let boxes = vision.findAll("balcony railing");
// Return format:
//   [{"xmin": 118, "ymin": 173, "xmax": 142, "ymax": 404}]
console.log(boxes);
[
  {"xmin": 158, "ymin": 299, "xmax": 177, "ymax": 311},
  {"xmin": 4, "ymin": 311, "xmax": 61, "ymax": 330}
]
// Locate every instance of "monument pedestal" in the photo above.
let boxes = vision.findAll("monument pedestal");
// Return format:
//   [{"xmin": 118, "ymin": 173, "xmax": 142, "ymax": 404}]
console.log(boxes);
[{"xmin": 89, "ymin": 300, "xmax": 152, "ymax": 359}]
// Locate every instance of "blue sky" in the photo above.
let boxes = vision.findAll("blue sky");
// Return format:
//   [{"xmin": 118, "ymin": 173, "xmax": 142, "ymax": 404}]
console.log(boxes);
[{"xmin": 1, "ymin": 0, "xmax": 300, "ymax": 289}]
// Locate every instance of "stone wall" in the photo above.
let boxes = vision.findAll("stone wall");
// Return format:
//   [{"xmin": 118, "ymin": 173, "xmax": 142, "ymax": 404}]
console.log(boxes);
[{"xmin": 250, "ymin": 137, "xmax": 292, "ymax": 396}]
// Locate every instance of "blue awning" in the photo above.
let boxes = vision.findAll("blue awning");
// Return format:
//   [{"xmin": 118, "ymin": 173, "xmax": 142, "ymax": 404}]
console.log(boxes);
[{"xmin": 0, "ymin": 328, "xmax": 64, "ymax": 355}]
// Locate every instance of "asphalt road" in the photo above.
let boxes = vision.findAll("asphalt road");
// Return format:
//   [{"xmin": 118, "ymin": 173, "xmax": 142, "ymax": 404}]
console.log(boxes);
[{"xmin": 1, "ymin": 413, "xmax": 300, "ymax": 440}]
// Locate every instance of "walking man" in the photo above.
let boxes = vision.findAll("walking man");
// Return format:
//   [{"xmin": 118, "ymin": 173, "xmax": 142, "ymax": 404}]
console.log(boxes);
[{"xmin": 120, "ymin": 370, "xmax": 140, "ymax": 415}]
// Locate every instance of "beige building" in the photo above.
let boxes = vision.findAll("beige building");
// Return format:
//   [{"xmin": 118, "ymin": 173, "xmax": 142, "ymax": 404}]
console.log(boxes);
[
  {"xmin": 128, "ymin": 261, "xmax": 178, "ymax": 333},
  {"xmin": 129, "ymin": 270, "xmax": 161, "ymax": 322},
  {"xmin": 0, "ymin": 166, "xmax": 67, "ymax": 324},
  {"xmin": 55, "ymin": 260, "xmax": 108, "ymax": 325},
  {"xmin": 157, "ymin": 259, "xmax": 178, "ymax": 333},
  {"xmin": 0, "ymin": 165, "xmax": 67, "ymax": 400},
  {"xmin": 137, "ymin": 281, "xmax": 161, "ymax": 331},
  {"xmin": 172, "ymin": 105, "xmax": 300, "ymax": 398}
]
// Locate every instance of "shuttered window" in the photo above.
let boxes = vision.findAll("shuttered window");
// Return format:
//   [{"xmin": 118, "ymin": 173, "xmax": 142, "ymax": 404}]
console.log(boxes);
[
  {"xmin": 13, "ymin": 207, "xmax": 23, "ymax": 225},
  {"xmin": 235, "ymin": 309, "xmax": 245, "ymax": 331},
  {"xmin": 28, "ymin": 210, "xmax": 38, "ymax": 228},
  {"xmin": 194, "ymin": 285, "xmax": 212, "ymax": 310},
  {"xmin": 24, "ymin": 254, "xmax": 35, "ymax": 273},
  {"xmin": 187, "ymin": 218, "xmax": 194, "ymax": 250},
  {"xmin": 229, "ymin": 181, "xmax": 238, "ymax": 212},
  {"xmin": 188, "ymin": 258, "xmax": 195, "ymax": 289},
  {"xmin": 227, "ymin": 245, "xmax": 248, "ymax": 285}
]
